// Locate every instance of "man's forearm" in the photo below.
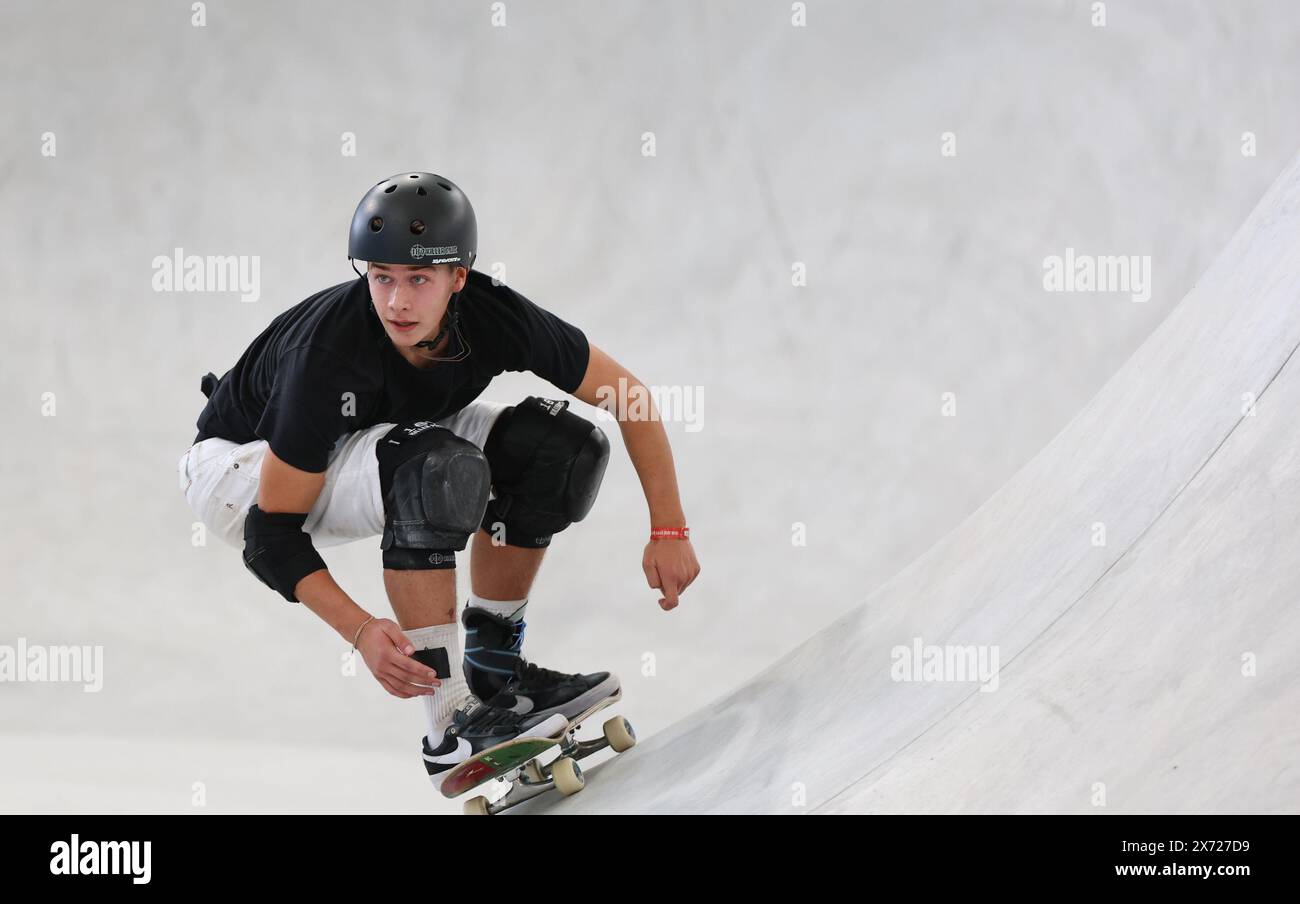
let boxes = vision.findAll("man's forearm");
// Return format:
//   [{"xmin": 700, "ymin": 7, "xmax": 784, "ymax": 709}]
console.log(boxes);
[
  {"xmin": 573, "ymin": 345, "xmax": 688, "ymax": 527},
  {"xmin": 295, "ymin": 569, "xmax": 372, "ymax": 644},
  {"xmin": 618, "ymin": 416, "xmax": 687, "ymax": 527}
]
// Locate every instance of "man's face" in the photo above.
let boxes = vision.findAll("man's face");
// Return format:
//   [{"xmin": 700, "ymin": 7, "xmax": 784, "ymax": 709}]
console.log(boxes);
[{"xmin": 366, "ymin": 262, "xmax": 467, "ymax": 348}]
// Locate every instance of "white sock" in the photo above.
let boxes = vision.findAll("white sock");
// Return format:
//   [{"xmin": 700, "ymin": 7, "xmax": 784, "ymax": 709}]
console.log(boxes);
[
  {"xmin": 406, "ymin": 622, "xmax": 470, "ymax": 745},
  {"xmin": 467, "ymin": 592, "xmax": 528, "ymax": 622}
]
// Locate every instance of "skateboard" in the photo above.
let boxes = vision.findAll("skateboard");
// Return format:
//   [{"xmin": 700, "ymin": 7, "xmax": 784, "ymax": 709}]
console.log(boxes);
[{"xmin": 440, "ymin": 690, "xmax": 636, "ymax": 815}]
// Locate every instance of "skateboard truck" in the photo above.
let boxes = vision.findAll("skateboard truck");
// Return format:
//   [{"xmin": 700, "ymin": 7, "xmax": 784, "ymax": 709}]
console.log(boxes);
[{"xmin": 462, "ymin": 714, "xmax": 637, "ymax": 816}]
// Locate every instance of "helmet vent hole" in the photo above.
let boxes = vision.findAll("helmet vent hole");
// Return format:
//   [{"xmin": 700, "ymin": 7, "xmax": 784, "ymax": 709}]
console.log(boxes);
[
  {"xmin": 383, "ymin": 184, "xmax": 396, "ymax": 194},
  {"xmin": 438, "ymin": 181, "xmax": 452, "ymax": 191},
  {"xmin": 369, "ymin": 216, "xmax": 384, "ymax": 233},
  {"xmin": 408, "ymin": 174, "xmax": 419, "ymax": 179},
  {"xmin": 409, "ymin": 219, "xmax": 426, "ymax": 235},
  {"xmin": 416, "ymin": 186, "xmax": 428, "ymax": 196}
]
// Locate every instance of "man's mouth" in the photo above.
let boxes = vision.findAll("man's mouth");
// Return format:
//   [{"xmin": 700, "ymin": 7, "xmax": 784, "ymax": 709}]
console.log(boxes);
[{"xmin": 390, "ymin": 320, "xmax": 418, "ymax": 333}]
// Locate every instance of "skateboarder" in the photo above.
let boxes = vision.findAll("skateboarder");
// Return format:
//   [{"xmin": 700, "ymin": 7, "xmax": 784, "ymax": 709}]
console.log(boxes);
[{"xmin": 177, "ymin": 172, "xmax": 700, "ymax": 792}]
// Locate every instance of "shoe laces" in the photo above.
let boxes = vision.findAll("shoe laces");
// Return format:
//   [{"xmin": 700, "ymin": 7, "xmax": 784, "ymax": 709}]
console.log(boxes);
[
  {"xmin": 513, "ymin": 660, "xmax": 576, "ymax": 688},
  {"xmin": 458, "ymin": 698, "xmax": 525, "ymax": 729}
]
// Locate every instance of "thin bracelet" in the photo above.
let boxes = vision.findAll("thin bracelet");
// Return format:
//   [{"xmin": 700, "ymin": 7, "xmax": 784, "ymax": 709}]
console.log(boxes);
[
  {"xmin": 650, "ymin": 526, "xmax": 690, "ymax": 540},
  {"xmin": 351, "ymin": 615, "xmax": 376, "ymax": 652}
]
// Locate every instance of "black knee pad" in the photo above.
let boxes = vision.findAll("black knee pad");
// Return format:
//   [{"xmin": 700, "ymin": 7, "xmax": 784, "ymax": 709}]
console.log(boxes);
[
  {"xmin": 480, "ymin": 397, "xmax": 610, "ymax": 548},
  {"xmin": 376, "ymin": 420, "xmax": 491, "ymax": 570}
]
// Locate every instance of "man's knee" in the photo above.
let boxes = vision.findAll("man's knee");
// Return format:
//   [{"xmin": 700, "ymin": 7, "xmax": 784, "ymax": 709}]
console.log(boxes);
[
  {"xmin": 480, "ymin": 397, "xmax": 610, "ymax": 548},
  {"xmin": 376, "ymin": 420, "xmax": 491, "ymax": 570}
]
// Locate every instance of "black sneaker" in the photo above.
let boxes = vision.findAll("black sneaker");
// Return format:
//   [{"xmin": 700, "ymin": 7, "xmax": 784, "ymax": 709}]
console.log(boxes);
[
  {"xmin": 462, "ymin": 607, "xmax": 619, "ymax": 721},
  {"xmin": 421, "ymin": 699, "xmax": 566, "ymax": 793},
  {"xmin": 461, "ymin": 606, "xmax": 530, "ymax": 700},
  {"xmin": 489, "ymin": 661, "xmax": 620, "ymax": 722}
]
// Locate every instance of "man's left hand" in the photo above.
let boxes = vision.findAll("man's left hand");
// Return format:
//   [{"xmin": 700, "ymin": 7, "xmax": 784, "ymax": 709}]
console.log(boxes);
[{"xmin": 643, "ymin": 539, "xmax": 700, "ymax": 611}]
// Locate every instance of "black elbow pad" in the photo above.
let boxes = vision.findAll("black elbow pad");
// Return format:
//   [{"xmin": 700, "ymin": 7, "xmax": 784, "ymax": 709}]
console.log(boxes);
[{"xmin": 242, "ymin": 504, "xmax": 327, "ymax": 602}]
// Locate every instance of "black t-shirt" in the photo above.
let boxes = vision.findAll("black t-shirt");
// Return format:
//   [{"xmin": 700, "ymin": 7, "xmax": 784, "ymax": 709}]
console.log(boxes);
[{"xmin": 194, "ymin": 270, "xmax": 590, "ymax": 472}]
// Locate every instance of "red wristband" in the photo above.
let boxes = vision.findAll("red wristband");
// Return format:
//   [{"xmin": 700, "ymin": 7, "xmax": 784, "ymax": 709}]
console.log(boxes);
[{"xmin": 649, "ymin": 526, "xmax": 690, "ymax": 540}]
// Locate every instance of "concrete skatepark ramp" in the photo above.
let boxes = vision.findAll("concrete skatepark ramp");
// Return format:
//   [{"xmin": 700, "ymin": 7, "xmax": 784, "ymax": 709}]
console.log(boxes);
[{"xmin": 518, "ymin": 154, "xmax": 1300, "ymax": 814}]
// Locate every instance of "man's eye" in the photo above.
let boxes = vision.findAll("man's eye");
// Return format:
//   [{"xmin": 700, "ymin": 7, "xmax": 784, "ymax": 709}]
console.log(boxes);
[{"xmin": 412, "ymin": 276, "xmax": 426, "ymax": 284}]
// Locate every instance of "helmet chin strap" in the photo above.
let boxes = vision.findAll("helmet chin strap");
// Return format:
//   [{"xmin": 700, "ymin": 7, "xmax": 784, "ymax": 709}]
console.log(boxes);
[
  {"xmin": 411, "ymin": 256, "xmax": 475, "ymax": 363},
  {"xmin": 412, "ymin": 294, "xmax": 471, "ymax": 363},
  {"xmin": 413, "ymin": 314, "xmax": 451, "ymax": 351}
]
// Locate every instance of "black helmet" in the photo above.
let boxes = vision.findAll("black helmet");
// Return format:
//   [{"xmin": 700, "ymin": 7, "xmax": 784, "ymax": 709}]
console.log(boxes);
[{"xmin": 348, "ymin": 172, "xmax": 477, "ymax": 270}]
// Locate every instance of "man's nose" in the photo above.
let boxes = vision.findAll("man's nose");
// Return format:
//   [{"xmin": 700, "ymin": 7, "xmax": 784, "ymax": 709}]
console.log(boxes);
[{"xmin": 384, "ymin": 288, "xmax": 411, "ymax": 312}]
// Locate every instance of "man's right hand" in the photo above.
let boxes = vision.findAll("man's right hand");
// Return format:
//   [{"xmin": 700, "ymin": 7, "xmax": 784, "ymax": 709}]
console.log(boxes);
[{"xmin": 356, "ymin": 617, "xmax": 443, "ymax": 699}]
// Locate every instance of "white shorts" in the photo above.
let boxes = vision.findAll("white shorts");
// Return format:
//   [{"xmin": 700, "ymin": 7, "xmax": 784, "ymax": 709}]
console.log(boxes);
[{"xmin": 177, "ymin": 401, "xmax": 508, "ymax": 550}]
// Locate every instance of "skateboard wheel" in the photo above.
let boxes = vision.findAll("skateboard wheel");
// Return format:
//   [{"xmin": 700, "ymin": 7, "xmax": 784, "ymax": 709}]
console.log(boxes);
[
  {"xmin": 522, "ymin": 760, "xmax": 547, "ymax": 784},
  {"xmin": 551, "ymin": 757, "xmax": 585, "ymax": 796},
  {"xmin": 463, "ymin": 796, "xmax": 491, "ymax": 816},
  {"xmin": 603, "ymin": 716, "xmax": 637, "ymax": 753}
]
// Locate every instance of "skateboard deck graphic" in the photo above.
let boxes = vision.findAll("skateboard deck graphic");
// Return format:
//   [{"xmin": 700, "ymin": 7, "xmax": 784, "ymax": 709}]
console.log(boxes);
[
  {"xmin": 439, "ymin": 690, "xmax": 636, "ymax": 815},
  {"xmin": 440, "ymin": 736, "xmax": 558, "ymax": 797}
]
